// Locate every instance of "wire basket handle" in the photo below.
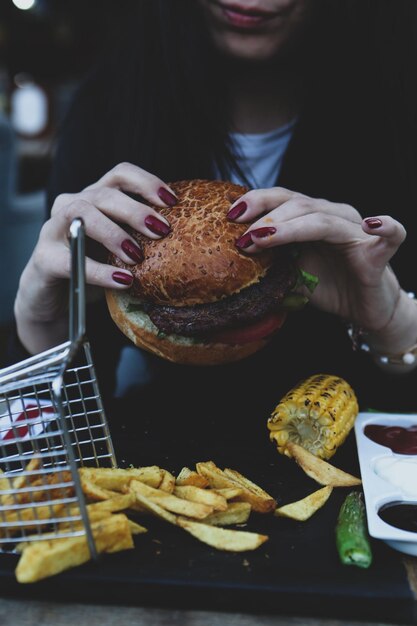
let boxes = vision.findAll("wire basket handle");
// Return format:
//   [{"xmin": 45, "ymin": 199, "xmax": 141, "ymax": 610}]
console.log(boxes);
[{"xmin": 69, "ymin": 218, "xmax": 86, "ymax": 346}]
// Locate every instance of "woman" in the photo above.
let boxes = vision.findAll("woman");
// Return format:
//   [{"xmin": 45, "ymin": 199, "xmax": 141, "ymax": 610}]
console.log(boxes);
[{"xmin": 10, "ymin": 0, "xmax": 417, "ymax": 438}]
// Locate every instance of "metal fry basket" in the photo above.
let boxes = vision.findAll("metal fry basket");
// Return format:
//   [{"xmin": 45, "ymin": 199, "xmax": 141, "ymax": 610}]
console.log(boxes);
[{"xmin": 0, "ymin": 219, "xmax": 116, "ymax": 557}]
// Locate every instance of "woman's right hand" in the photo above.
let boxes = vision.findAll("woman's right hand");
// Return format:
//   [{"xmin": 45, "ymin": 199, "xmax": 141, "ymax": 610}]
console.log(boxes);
[{"xmin": 14, "ymin": 162, "xmax": 177, "ymax": 354}]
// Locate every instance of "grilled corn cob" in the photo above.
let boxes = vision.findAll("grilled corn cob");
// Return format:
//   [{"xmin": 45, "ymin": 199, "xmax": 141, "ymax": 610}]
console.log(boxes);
[{"xmin": 267, "ymin": 374, "xmax": 358, "ymax": 460}]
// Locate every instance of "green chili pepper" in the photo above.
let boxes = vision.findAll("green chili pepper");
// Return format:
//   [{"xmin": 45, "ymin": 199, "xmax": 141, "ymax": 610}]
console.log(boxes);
[{"xmin": 335, "ymin": 491, "xmax": 373, "ymax": 568}]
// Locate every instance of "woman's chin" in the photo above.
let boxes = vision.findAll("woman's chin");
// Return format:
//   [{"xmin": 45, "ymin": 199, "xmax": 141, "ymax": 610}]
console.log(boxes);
[{"xmin": 212, "ymin": 31, "xmax": 288, "ymax": 63}]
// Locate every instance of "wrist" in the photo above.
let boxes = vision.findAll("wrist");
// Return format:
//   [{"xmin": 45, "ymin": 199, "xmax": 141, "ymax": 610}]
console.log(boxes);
[
  {"xmin": 14, "ymin": 264, "xmax": 69, "ymax": 355},
  {"xmin": 15, "ymin": 262, "xmax": 62, "ymax": 323},
  {"xmin": 366, "ymin": 289, "xmax": 417, "ymax": 355},
  {"xmin": 348, "ymin": 290, "xmax": 417, "ymax": 373}
]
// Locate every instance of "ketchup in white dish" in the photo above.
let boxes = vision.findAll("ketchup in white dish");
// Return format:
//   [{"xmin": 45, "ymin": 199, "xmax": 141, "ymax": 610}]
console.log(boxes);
[
  {"xmin": 364, "ymin": 424, "xmax": 417, "ymax": 454},
  {"xmin": 378, "ymin": 502, "xmax": 417, "ymax": 533}
]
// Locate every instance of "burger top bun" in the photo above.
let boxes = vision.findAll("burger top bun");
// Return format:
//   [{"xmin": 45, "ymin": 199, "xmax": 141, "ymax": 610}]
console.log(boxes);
[{"xmin": 111, "ymin": 179, "xmax": 275, "ymax": 307}]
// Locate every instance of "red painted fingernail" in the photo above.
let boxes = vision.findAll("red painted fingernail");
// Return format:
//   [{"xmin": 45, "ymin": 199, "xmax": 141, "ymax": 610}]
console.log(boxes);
[
  {"xmin": 364, "ymin": 217, "xmax": 383, "ymax": 229},
  {"xmin": 158, "ymin": 187, "xmax": 177, "ymax": 207},
  {"xmin": 235, "ymin": 232, "xmax": 253, "ymax": 250},
  {"xmin": 145, "ymin": 215, "xmax": 171, "ymax": 237},
  {"xmin": 227, "ymin": 201, "xmax": 247, "ymax": 221},
  {"xmin": 121, "ymin": 239, "xmax": 143, "ymax": 263},
  {"xmin": 250, "ymin": 227, "xmax": 277, "ymax": 238},
  {"xmin": 112, "ymin": 271, "xmax": 133, "ymax": 286}
]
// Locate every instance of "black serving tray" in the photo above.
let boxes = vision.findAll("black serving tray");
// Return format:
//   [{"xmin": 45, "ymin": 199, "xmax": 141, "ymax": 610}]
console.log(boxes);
[{"xmin": 0, "ymin": 395, "xmax": 416, "ymax": 624}]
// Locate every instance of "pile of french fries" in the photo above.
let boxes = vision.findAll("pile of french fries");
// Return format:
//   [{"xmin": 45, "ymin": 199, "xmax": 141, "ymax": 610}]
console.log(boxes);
[{"xmin": 1, "ymin": 450, "xmax": 361, "ymax": 584}]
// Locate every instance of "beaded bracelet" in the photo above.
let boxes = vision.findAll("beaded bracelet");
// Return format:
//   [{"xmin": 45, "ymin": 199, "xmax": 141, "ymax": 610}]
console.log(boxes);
[{"xmin": 347, "ymin": 291, "xmax": 417, "ymax": 367}]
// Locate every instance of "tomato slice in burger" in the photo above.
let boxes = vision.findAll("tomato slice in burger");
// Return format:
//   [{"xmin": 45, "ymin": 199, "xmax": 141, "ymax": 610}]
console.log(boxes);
[{"xmin": 208, "ymin": 311, "xmax": 287, "ymax": 345}]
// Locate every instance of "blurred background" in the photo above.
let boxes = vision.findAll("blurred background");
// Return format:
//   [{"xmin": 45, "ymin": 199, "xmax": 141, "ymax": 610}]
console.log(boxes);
[{"xmin": 0, "ymin": 0, "xmax": 122, "ymax": 359}]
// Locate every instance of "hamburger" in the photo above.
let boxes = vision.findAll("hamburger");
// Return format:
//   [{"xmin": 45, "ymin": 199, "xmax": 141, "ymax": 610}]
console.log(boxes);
[{"xmin": 106, "ymin": 179, "xmax": 312, "ymax": 365}]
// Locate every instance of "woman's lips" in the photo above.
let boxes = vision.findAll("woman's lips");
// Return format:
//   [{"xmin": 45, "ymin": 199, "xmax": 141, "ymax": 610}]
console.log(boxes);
[{"xmin": 218, "ymin": 3, "xmax": 281, "ymax": 28}]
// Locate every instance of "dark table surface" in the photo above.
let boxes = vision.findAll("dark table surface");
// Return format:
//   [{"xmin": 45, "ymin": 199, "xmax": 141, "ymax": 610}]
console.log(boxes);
[{"xmin": 1, "ymin": 596, "xmax": 414, "ymax": 626}]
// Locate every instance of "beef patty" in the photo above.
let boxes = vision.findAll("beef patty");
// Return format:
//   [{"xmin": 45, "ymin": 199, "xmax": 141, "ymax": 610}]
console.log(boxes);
[{"xmin": 138, "ymin": 259, "xmax": 297, "ymax": 337}]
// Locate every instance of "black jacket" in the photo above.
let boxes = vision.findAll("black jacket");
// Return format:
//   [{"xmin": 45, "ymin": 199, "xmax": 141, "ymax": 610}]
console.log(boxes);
[{"xmin": 7, "ymin": 69, "xmax": 417, "ymax": 442}]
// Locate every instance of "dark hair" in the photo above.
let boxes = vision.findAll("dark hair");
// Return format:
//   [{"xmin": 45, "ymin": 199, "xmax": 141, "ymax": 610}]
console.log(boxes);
[
  {"xmin": 57, "ymin": 0, "xmax": 417, "ymax": 199},
  {"xmin": 101, "ymin": 1, "xmax": 235, "ymax": 182}
]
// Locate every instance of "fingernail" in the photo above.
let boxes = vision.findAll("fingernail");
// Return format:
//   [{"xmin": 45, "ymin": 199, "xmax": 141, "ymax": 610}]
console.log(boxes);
[
  {"xmin": 227, "ymin": 201, "xmax": 247, "ymax": 221},
  {"xmin": 235, "ymin": 232, "xmax": 253, "ymax": 250},
  {"xmin": 121, "ymin": 239, "xmax": 143, "ymax": 263},
  {"xmin": 250, "ymin": 227, "xmax": 277, "ymax": 238},
  {"xmin": 145, "ymin": 215, "xmax": 171, "ymax": 237},
  {"xmin": 112, "ymin": 271, "xmax": 133, "ymax": 286},
  {"xmin": 158, "ymin": 187, "xmax": 177, "ymax": 207},
  {"xmin": 364, "ymin": 217, "xmax": 383, "ymax": 229}
]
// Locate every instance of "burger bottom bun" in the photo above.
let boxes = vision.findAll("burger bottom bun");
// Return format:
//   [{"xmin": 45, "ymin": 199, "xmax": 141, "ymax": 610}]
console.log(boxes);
[{"xmin": 105, "ymin": 289, "xmax": 269, "ymax": 366}]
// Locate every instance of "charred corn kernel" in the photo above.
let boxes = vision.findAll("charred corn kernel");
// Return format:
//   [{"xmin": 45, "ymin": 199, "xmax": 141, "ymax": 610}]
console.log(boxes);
[
  {"xmin": 267, "ymin": 374, "xmax": 359, "ymax": 460},
  {"xmin": 318, "ymin": 416, "xmax": 333, "ymax": 427}
]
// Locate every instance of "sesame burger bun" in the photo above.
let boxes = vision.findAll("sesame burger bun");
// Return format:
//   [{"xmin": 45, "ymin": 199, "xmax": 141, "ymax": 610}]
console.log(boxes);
[{"xmin": 106, "ymin": 179, "xmax": 295, "ymax": 366}]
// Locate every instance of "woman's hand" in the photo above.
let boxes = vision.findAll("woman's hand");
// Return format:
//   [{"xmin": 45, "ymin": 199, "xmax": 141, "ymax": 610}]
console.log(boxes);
[
  {"xmin": 228, "ymin": 187, "xmax": 417, "ymax": 358},
  {"xmin": 14, "ymin": 163, "xmax": 177, "ymax": 354}
]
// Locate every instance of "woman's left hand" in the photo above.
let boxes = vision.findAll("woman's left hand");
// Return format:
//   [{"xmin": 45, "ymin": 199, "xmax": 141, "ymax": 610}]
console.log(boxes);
[{"xmin": 228, "ymin": 187, "xmax": 406, "ymax": 334}]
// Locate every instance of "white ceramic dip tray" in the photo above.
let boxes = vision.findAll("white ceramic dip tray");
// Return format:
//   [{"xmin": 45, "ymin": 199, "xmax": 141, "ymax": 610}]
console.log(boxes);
[{"xmin": 354, "ymin": 412, "xmax": 417, "ymax": 556}]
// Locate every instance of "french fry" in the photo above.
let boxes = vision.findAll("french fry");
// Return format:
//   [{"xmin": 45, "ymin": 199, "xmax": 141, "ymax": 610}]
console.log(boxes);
[
  {"xmin": 198, "ymin": 461, "xmax": 216, "ymax": 469},
  {"xmin": 79, "ymin": 476, "xmax": 121, "ymax": 502},
  {"xmin": 78, "ymin": 481, "xmax": 149, "ymax": 514},
  {"xmin": 196, "ymin": 462, "xmax": 276, "ymax": 513},
  {"xmin": 58, "ymin": 510, "xmax": 112, "ymax": 532},
  {"xmin": 174, "ymin": 486, "xmax": 228, "ymax": 511},
  {"xmin": 17, "ymin": 471, "xmax": 74, "ymax": 505},
  {"xmin": 0, "ymin": 502, "xmax": 66, "ymax": 534},
  {"xmin": 0, "ymin": 470, "xmax": 11, "ymax": 493},
  {"xmin": 130, "ymin": 481, "xmax": 268, "ymax": 552},
  {"xmin": 0, "ymin": 473, "xmax": 13, "ymax": 517},
  {"xmin": 202, "ymin": 502, "xmax": 251, "ymax": 526},
  {"xmin": 15, "ymin": 532, "xmax": 67, "ymax": 553},
  {"xmin": 11, "ymin": 458, "xmax": 41, "ymax": 490},
  {"xmin": 128, "ymin": 480, "xmax": 169, "ymax": 500},
  {"xmin": 15, "ymin": 513, "xmax": 134, "ymax": 583},
  {"xmin": 159, "ymin": 470, "xmax": 176, "ymax": 493},
  {"xmin": 0, "ymin": 460, "xmax": 66, "ymax": 507},
  {"xmin": 0, "ymin": 459, "xmax": 42, "ymax": 509},
  {"xmin": 19, "ymin": 515, "xmax": 146, "ymax": 548},
  {"xmin": 79, "ymin": 466, "xmax": 163, "ymax": 491},
  {"xmin": 158, "ymin": 497, "xmax": 213, "ymax": 519},
  {"xmin": 62, "ymin": 494, "xmax": 137, "ymax": 530},
  {"xmin": 222, "ymin": 468, "xmax": 277, "ymax": 513},
  {"xmin": 274, "ymin": 486, "xmax": 333, "ymax": 521},
  {"xmin": 176, "ymin": 467, "xmax": 209, "ymax": 488},
  {"xmin": 286, "ymin": 442, "xmax": 362, "ymax": 487},
  {"xmin": 196, "ymin": 462, "xmax": 237, "ymax": 491},
  {"xmin": 128, "ymin": 519, "xmax": 148, "ymax": 535},
  {"xmin": 129, "ymin": 480, "xmax": 213, "ymax": 519},
  {"xmin": 213, "ymin": 487, "xmax": 244, "ymax": 500},
  {"xmin": 84, "ymin": 493, "xmax": 136, "ymax": 514},
  {"xmin": 6, "ymin": 458, "xmax": 291, "ymax": 583},
  {"xmin": 177, "ymin": 517, "xmax": 268, "ymax": 551},
  {"xmin": 130, "ymin": 489, "xmax": 178, "ymax": 525},
  {"xmin": 1, "ymin": 466, "xmax": 73, "ymax": 538}
]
